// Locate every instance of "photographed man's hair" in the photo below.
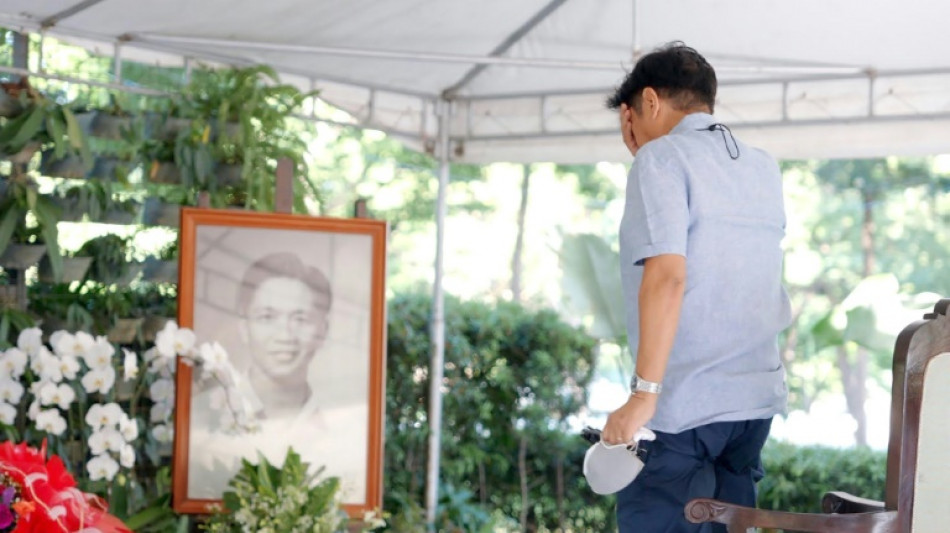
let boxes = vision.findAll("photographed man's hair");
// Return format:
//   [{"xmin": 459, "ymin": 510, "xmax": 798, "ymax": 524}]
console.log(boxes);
[
  {"xmin": 236, "ymin": 252, "xmax": 333, "ymax": 316},
  {"xmin": 606, "ymin": 42, "xmax": 717, "ymax": 114}
]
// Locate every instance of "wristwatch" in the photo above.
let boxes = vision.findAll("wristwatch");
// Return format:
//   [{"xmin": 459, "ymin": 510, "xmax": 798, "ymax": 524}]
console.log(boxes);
[{"xmin": 630, "ymin": 373, "xmax": 663, "ymax": 395}]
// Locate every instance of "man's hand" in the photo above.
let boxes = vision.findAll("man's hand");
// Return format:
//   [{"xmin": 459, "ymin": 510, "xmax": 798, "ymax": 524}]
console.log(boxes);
[
  {"xmin": 619, "ymin": 103, "xmax": 640, "ymax": 157},
  {"xmin": 601, "ymin": 392, "xmax": 657, "ymax": 445}
]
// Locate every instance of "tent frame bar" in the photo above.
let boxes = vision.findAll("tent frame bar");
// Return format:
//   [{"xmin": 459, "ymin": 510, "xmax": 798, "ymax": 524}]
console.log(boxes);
[
  {"xmin": 39, "ymin": 0, "xmax": 107, "ymax": 29},
  {"xmin": 442, "ymin": 0, "xmax": 571, "ymax": 97},
  {"xmin": 452, "ymin": 111, "xmax": 950, "ymax": 143},
  {"xmin": 132, "ymin": 33, "xmax": 623, "ymax": 71},
  {"xmin": 0, "ymin": 65, "xmax": 170, "ymax": 96}
]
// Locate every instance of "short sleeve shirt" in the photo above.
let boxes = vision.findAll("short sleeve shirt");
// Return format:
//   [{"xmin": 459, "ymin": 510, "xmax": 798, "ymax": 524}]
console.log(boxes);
[{"xmin": 619, "ymin": 112, "xmax": 792, "ymax": 433}]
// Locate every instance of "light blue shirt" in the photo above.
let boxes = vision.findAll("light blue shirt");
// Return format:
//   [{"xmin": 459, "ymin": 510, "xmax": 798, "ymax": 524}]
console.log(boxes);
[{"xmin": 619, "ymin": 112, "xmax": 792, "ymax": 434}]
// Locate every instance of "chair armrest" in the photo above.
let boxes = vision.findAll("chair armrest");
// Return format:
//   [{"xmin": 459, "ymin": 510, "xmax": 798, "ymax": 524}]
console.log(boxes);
[
  {"xmin": 685, "ymin": 498, "xmax": 897, "ymax": 533},
  {"xmin": 821, "ymin": 491, "xmax": 886, "ymax": 514}
]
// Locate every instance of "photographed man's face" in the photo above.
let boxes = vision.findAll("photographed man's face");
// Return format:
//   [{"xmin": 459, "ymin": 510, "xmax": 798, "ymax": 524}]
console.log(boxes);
[{"xmin": 242, "ymin": 276, "xmax": 328, "ymax": 383}]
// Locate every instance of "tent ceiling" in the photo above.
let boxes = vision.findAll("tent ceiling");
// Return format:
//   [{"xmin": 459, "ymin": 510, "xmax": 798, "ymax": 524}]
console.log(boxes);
[{"xmin": 3, "ymin": 0, "xmax": 950, "ymax": 163}]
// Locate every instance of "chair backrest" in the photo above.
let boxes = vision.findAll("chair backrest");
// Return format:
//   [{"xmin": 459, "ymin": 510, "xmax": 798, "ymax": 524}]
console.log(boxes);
[
  {"xmin": 911, "ymin": 350, "xmax": 950, "ymax": 532},
  {"xmin": 891, "ymin": 300, "xmax": 950, "ymax": 531}
]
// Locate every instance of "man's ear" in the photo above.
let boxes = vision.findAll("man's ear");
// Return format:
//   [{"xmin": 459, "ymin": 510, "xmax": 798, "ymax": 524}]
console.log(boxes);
[{"xmin": 642, "ymin": 87, "xmax": 661, "ymax": 120}]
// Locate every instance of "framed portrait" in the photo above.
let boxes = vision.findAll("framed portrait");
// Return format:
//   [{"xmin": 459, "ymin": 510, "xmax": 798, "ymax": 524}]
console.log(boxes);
[{"xmin": 172, "ymin": 208, "xmax": 387, "ymax": 517}]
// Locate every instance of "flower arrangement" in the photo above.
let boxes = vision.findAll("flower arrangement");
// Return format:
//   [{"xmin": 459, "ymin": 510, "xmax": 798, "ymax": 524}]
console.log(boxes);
[
  {"xmin": 0, "ymin": 320, "xmax": 254, "ymax": 531},
  {"xmin": 0, "ymin": 439, "xmax": 129, "ymax": 532},
  {"xmin": 0, "ymin": 328, "xmax": 140, "ymax": 482},
  {"xmin": 200, "ymin": 448, "xmax": 385, "ymax": 533}
]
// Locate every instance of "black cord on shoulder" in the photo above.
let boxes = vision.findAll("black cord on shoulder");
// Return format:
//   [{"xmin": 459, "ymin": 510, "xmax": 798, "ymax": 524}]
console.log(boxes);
[{"xmin": 697, "ymin": 123, "xmax": 740, "ymax": 160}]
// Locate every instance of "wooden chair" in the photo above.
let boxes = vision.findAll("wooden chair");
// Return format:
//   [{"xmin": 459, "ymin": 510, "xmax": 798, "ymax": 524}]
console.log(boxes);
[{"xmin": 684, "ymin": 299, "xmax": 950, "ymax": 533}]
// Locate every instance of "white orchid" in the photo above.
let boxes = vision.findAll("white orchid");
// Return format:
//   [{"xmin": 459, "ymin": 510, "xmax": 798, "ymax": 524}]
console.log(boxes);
[
  {"xmin": 156, "ymin": 322, "xmax": 196, "ymax": 358},
  {"xmin": 150, "ymin": 402, "xmax": 172, "ymax": 423},
  {"xmin": 0, "ymin": 348, "xmax": 28, "ymax": 378},
  {"xmin": 87, "ymin": 454, "xmax": 120, "ymax": 482},
  {"xmin": 56, "ymin": 355, "xmax": 81, "ymax": 381},
  {"xmin": 151, "ymin": 424, "xmax": 174, "ymax": 443},
  {"xmin": 39, "ymin": 382, "xmax": 76, "ymax": 410},
  {"xmin": 86, "ymin": 402, "xmax": 124, "ymax": 429},
  {"xmin": 82, "ymin": 337, "xmax": 115, "ymax": 370},
  {"xmin": 16, "ymin": 327, "xmax": 43, "ymax": 357},
  {"xmin": 100, "ymin": 428, "xmax": 125, "ymax": 453},
  {"xmin": 27, "ymin": 399, "xmax": 40, "ymax": 421},
  {"xmin": 31, "ymin": 349, "xmax": 63, "ymax": 383},
  {"xmin": 122, "ymin": 349, "xmax": 139, "ymax": 381},
  {"xmin": 119, "ymin": 416, "xmax": 139, "ymax": 442},
  {"xmin": 52, "ymin": 331, "xmax": 96, "ymax": 359},
  {"xmin": 36, "ymin": 409, "xmax": 67, "ymax": 436},
  {"xmin": 0, "ymin": 378, "xmax": 25, "ymax": 404},
  {"xmin": 148, "ymin": 378, "xmax": 175, "ymax": 403},
  {"xmin": 0, "ymin": 402, "xmax": 16, "ymax": 425},
  {"xmin": 198, "ymin": 341, "xmax": 229, "ymax": 369},
  {"xmin": 87, "ymin": 430, "xmax": 108, "ymax": 456},
  {"xmin": 119, "ymin": 444, "xmax": 136, "ymax": 468},
  {"xmin": 80, "ymin": 366, "xmax": 116, "ymax": 395}
]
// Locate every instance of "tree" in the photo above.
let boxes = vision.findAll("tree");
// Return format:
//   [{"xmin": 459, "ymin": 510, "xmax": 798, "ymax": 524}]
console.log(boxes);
[{"xmin": 783, "ymin": 157, "xmax": 950, "ymax": 445}]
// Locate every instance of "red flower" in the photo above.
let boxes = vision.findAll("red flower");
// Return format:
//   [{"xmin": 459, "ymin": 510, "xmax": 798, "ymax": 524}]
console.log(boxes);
[{"xmin": 0, "ymin": 441, "xmax": 130, "ymax": 533}]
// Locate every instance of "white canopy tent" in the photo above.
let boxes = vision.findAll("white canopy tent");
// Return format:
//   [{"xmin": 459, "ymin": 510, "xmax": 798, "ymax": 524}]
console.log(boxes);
[
  {"xmin": 3, "ymin": 0, "xmax": 950, "ymax": 164},
  {"xmin": 3, "ymin": 0, "xmax": 950, "ymax": 525}
]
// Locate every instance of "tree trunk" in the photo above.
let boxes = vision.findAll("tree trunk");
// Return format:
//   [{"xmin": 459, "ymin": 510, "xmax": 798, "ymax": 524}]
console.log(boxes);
[
  {"xmin": 556, "ymin": 452, "xmax": 565, "ymax": 530},
  {"xmin": 519, "ymin": 434, "xmax": 529, "ymax": 531},
  {"xmin": 510, "ymin": 164, "xmax": 531, "ymax": 303},
  {"xmin": 841, "ymin": 189, "xmax": 875, "ymax": 447},
  {"xmin": 478, "ymin": 460, "xmax": 487, "ymax": 505},
  {"xmin": 837, "ymin": 346, "xmax": 869, "ymax": 446}
]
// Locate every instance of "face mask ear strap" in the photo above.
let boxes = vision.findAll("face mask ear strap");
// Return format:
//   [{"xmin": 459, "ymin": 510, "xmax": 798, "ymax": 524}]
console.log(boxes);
[{"xmin": 698, "ymin": 123, "xmax": 741, "ymax": 160}]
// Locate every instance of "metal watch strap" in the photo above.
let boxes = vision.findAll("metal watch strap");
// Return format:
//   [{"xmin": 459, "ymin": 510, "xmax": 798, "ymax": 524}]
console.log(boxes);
[{"xmin": 630, "ymin": 374, "xmax": 662, "ymax": 395}]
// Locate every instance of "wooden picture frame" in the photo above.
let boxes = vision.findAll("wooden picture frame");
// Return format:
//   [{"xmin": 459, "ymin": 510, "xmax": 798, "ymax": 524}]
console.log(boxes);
[{"xmin": 172, "ymin": 207, "xmax": 387, "ymax": 517}]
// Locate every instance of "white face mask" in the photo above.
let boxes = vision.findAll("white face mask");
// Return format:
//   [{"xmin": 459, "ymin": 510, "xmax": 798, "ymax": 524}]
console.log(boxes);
[{"xmin": 583, "ymin": 428, "xmax": 656, "ymax": 495}]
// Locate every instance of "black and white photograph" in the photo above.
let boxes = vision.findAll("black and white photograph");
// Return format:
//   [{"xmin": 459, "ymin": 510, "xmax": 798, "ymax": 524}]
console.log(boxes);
[{"xmin": 173, "ymin": 209, "xmax": 387, "ymax": 516}]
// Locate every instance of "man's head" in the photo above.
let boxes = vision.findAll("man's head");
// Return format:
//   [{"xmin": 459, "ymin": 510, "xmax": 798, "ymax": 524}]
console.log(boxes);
[
  {"xmin": 237, "ymin": 252, "xmax": 333, "ymax": 385},
  {"xmin": 607, "ymin": 43, "xmax": 717, "ymax": 152}
]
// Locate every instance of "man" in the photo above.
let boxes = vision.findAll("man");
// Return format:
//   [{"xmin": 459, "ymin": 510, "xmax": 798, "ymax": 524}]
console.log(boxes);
[
  {"xmin": 601, "ymin": 43, "xmax": 792, "ymax": 532},
  {"xmin": 235, "ymin": 252, "xmax": 332, "ymax": 421},
  {"xmin": 188, "ymin": 251, "xmax": 367, "ymax": 502}
]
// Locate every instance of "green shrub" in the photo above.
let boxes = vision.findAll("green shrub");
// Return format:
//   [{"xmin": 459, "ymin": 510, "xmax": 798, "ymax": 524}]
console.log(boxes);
[
  {"xmin": 759, "ymin": 439, "xmax": 886, "ymax": 512},
  {"xmin": 384, "ymin": 292, "xmax": 607, "ymax": 531}
]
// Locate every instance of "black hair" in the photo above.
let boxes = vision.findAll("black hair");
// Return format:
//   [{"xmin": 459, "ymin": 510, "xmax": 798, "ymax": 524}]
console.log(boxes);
[
  {"xmin": 236, "ymin": 252, "xmax": 332, "ymax": 316},
  {"xmin": 606, "ymin": 42, "xmax": 717, "ymax": 114}
]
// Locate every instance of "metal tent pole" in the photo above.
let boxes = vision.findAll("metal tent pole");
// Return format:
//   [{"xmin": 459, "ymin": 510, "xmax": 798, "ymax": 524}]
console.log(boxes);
[{"xmin": 426, "ymin": 98, "xmax": 451, "ymax": 530}]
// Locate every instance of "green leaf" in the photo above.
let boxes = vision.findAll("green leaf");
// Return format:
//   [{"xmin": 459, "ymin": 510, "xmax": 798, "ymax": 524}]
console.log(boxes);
[
  {"xmin": 0, "ymin": 204, "xmax": 23, "ymax": 256},
  {"xmin": 558, "ymin": 233, "xmax": 626, "ymax": 341},
  {"xmin": 809, "ymin": 310, "xmax": 844, "ymax": 352},
  {"xmin": 1, "ymin": 104, "xmax": 45, "ymax": 152},
  {"xmin": 62, "ymin": 106, "xmax": 85, "ymax": 151},
  {"xmin": 46, "ymin": 112, "xmax": 67, "ymax": 160}
]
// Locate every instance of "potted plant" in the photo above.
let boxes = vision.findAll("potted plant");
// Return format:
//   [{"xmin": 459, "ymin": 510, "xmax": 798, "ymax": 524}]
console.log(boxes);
[
  {"xmin": 0, "ymin": 176, "xmax": 63, "ymax": 279},
  {"xmin": 102, "ymin": 288, "xmax": 142, "ymax": 344},
  {"xmin": 77, "ymin": 234, "xmax": 142, "ymax": 286},
  {"xmin": 27, "ymin": 281, "xmax": 95, "ymax": 336},
  {"xmin": 135, "ymin": 284, "xmax": 178, "ymax": 342},
  {"xmin": 74, "ymin": 94, "xmax": 136, "ymax": 141},
  {"xmin": 50, "ymin": 181, "xmax": 141, "ymax": 225},
  {"xmin": 142, "ymin": 239, "xmax": 178, "ymax": 284},
  {"xmin": 0, "ymin": 78, "xmax": 90, "ymax": 171},
  {"xmin": 38, "ymin": 249, "xmax": 93, "ymax": 284},
  {"xmin": 141, "ymin": 196, "xmax": 182, "ymax": 227},
  {"xmin": 185, "ymin": 65, "xmax": 314, "ymax": 208}
]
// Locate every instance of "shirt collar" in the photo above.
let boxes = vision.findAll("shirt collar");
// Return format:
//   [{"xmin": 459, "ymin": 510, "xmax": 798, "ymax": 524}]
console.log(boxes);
[{"xmin": 671, "ymin": 112, "xmax": 717, "ymax": 135}]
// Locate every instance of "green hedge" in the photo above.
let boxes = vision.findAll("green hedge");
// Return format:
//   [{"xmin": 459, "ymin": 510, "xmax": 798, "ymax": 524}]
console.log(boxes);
[
  {"xmin": 759, "ymin": 440, "xmax": 886, "ymax": 512},
  {"xmin": 384, "ymin": 292, "xmax": 606, "ymax": 531},
  {"xmin": 382, "ymin": 292, "xmax": 888, "ymax": 530}
]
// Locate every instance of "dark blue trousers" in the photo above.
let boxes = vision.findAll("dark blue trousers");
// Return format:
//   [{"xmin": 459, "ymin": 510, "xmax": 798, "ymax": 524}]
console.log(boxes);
[{"xmin": 616, "ymin": 418, "xmax": 773, "ymax": 533}]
